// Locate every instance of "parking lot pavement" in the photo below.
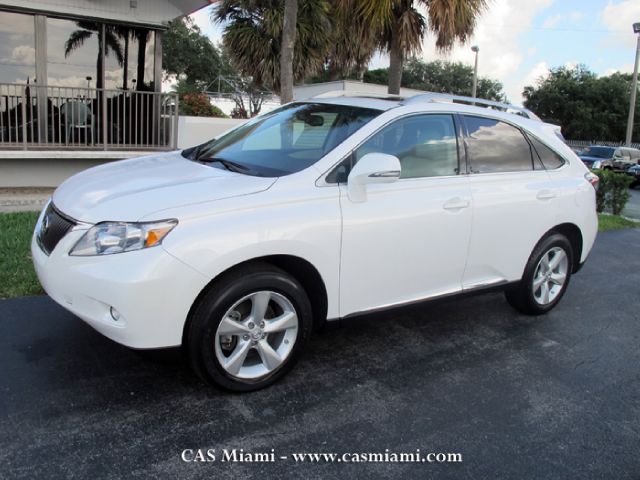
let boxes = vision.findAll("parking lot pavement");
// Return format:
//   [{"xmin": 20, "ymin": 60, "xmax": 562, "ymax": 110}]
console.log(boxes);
[
  {"xmin": 622, "ymin": 186, "xmax": 640, "ymax": 220},
  {"xmin": 1, "ymin": 229, "xmax": 639, "ymax": 480}
]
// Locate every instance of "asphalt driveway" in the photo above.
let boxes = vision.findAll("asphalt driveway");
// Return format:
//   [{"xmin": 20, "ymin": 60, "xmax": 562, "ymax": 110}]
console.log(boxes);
[
  {"xmin": 1, "ymin": 229, "xmax": 639, "ymax": 479},
  {"xmin": 622, "ymin": 186, "xmax": 640, "ymax": 220}
]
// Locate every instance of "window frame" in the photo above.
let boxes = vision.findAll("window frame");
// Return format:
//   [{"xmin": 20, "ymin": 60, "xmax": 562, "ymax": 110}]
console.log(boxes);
[
  {"xmin": 460, "ymin": 114, "xmax": 541, "ymax": 175},
  {"xmin": 525, "ymin": 132, "xmax": 567, "ymax": 171},
  {"xmin": 323, "ymin": 112, "xmax": 467, "ymax": 184},
  {"xmin": 459, "ymin": 113, "xmax": 569, "ymax": 175}
]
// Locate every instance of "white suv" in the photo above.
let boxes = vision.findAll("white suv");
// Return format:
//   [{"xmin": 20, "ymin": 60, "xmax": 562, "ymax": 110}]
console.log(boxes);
[{"xmin": 32, "ymin": 94, "xmax": 598, "ymax": 391}]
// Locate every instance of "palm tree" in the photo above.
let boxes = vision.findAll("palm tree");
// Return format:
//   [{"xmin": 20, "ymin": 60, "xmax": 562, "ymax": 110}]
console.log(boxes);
[
  {"xmin": 114, "ymin": 26, "xmax": 131, "ymax": 90},
  {"xmin": 329, "ymin": 0, "xmax": 377, "ymax": 80},
  {"xmin": 353, "ymin": 0, "xmax": 488, "ymax": 94},
  {"xmin": 134, "ymin": 28, "xmax": 151, "ymax": 89},
  {"xmin": 280, "ymin": 0, "xmax": 298, "ymax": 103},
  {"xmin": 213, "ymin": 0, "xmax": 331, "ymax": 95},
  {"xmin": 64, "ymin": 21, "xmax": 124, "ymax": 90}
]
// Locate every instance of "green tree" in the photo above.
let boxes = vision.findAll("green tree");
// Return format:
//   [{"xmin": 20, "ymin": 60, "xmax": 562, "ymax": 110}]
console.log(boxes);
[
  {"xmin": 523, "ymin": 64, "xmax": 639, "ymax": 142},
  {"xmin": 213, "ymin": 0, "xmax": 332, "ymax": 93},
  {"xmin": 163, "ymin": 18, "xmax": 231, "ymax": 90},
  {"xmin": 352, "ymin": 0, "xmax": 487, "ymax": 94},
  {"xmin": 360, "ymin": 59, "xmax": 506, "ymax": 101}
]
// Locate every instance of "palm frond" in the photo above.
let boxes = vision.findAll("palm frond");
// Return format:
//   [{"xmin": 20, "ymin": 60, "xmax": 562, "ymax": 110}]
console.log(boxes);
[
  {"xmin": 105, "ymin": 30, "xmax": 125, "ymax": 65},
  {"xmin": 64, "ymin": 29, "xmax": 93, "ymax": 58},
  {"xmin": 426, "ymin": 0, "xmax": 488, "ymax": 51}
]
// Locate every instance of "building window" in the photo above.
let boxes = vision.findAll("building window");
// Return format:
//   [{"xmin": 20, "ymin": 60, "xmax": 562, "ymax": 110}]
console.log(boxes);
[
  {"xmin": 103, "ymin": 26, "xmax": 156, "ymax": 91},
  {"xmin": 0, "ymin": 11, "xmax": 36, "ymax": 84},
  {"xmin": 47, "ymin": 17, "xmax": 102, "ymax": 88}
]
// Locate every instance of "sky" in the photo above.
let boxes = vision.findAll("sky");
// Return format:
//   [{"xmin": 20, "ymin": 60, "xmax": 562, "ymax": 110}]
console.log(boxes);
[{"xmin": 189, "ymin": 0, "xmax": 640, "ymax": 105}]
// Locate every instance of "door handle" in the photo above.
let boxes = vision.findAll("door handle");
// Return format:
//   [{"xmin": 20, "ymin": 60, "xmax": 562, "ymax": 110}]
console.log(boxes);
[
  {"xmin": 536, "ymin": 190, "xmax": 556, "ymax": 200},
  {"xmin": 443, "ymin": 197, "xmax": 470, "ymax": 211}
]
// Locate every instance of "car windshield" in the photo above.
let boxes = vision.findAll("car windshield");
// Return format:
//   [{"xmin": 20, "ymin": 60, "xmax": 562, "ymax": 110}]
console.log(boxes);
[
  {"xmin": 582, "ymin": 146, "xmax": 615, "ymax": 159},
  {"xmin": 182, "ymin": 102, "xmax": 382, "ymax": 177}
]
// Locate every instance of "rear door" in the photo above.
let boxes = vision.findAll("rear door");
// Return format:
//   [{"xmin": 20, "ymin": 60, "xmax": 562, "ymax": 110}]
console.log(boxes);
[{"xmin": 460, "ymin": 115, "xmax": 556, "ymax": 287}]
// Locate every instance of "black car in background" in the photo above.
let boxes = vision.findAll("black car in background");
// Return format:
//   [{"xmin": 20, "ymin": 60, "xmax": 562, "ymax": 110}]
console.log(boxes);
[{"xmin": 578, "ymin": 145, "xmax": 640, "ymax": 171}]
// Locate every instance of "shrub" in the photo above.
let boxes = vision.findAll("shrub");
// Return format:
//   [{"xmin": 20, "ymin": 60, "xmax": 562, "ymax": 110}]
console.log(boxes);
[
  {"xmin": 593, "ymin": 170, "xmax": 633, "ymax": 215},
  {"xmin": 608, "ymin": 171, "xmax": 634, "ymax": 215},
  {"xmin": 594, "ymin": 170, "xmax": 608, "ymax": 213},
  {"xmin": 180, "ymin": 93, "xmax": 227, "ymax": 118}
]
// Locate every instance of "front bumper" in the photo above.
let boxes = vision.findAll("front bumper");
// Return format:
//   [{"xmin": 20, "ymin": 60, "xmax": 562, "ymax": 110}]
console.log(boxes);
[{"xmin": 31, "ymin": 216, "xmax": 209, "ymax": 349}]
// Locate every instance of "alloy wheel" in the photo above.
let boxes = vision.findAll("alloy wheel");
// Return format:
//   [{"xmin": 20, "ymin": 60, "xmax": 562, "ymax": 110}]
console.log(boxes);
[
  {"xmin": 531, "ymin": 246, "xmax": 569, "ymax": 305},
  {"xmin": 214, "ymin": 291, "xmax": 299, "ymax": 380}
]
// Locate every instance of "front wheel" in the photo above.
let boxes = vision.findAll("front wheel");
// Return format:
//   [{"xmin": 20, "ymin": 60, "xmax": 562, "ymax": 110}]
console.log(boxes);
[
  {"xmin": 505, "ymin": 233, "xmax": 573, "ymax": 315},
  {"xmin": 186, "ymin": 264, "xmax": 313, "ymax": 391}
]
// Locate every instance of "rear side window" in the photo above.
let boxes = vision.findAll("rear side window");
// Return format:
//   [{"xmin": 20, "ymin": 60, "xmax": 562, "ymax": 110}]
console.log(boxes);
[
  {"xmin": 528, "ymin": 135, "xmax": 566, "ymax": 170},
  {"xmin": 463, "ymin": 116, "xmax": 533, "ymax": 173}
]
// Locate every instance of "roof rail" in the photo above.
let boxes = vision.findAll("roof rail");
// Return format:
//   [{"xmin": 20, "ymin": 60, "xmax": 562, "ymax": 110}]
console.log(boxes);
[
  {"xmin": 312, "ymin": 91, "xmax": 404, "ymax": 101},
  {"xmin": 401, "ymin": 92, "xmax": 541, "ymax": 121}
]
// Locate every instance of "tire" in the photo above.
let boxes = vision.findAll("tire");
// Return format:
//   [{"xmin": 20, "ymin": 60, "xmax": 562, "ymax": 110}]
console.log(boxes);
[
  {"xmin": 505, "ymin": 233, "xmax": 573, "ymax": 315},
  {"xmin": 186, "ymin": 263, "xmax": 313, "ymax": 392}
]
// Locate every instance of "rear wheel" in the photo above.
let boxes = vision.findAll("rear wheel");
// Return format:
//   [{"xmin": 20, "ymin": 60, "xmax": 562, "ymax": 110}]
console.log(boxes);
[
  {"xmin": 505, "ymin": 233, "xmax": 573, "ymax": 315},
  {"xmin": 187, "ymin": 264, "xmax": 313, "ymax": 391}
]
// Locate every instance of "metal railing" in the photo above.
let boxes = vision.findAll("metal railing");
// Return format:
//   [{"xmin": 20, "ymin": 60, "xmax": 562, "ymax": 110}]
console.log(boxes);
[
  {"xmin": 0, "ymin": 83, "xmax": 179, "ymax": 150},
  {"xmin": 565, "ymin": 139, "xmax": 640, "ymax": 150}
]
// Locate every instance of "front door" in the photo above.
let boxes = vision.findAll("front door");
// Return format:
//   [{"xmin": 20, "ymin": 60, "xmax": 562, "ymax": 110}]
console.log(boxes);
[{"xmin": 338, "ymin": 114, "xmax": 472, "ymax": 316}]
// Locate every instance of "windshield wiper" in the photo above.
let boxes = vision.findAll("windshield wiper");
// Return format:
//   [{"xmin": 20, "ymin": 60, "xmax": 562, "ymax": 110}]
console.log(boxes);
[{"xmin": 198, "ymin": 157, "xmax": 251, "ymax": 173}]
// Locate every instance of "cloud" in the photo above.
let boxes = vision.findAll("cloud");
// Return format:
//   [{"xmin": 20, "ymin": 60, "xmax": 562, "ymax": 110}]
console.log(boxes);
[
  {"xmin": 507, "ymin": 61, "xmax": 550, "ymax": 103},
  {"xmin": 416, "ymin": 0, "xmax": 554, "ymax": 76},
  {"xmin": 604, "ymin": 64, "xmax": 635, "ymax": 75},
  {"xmin": 569, "ymin": 11, "xmax": 584, "ymax": 22},
  {"xmin": 601, "ymin": 1, "xmax": 640, "ymax": 48},
  {"xmin": 542, "ymin": 14, "xmax": 562, "ymax": 29},
  {"xmin": 189, "ymin": 5, "xmax": 214, "ymax": 33},
  {"xmin": 10, "ymin": 45, "xmax": 36, "ymax": 65}
]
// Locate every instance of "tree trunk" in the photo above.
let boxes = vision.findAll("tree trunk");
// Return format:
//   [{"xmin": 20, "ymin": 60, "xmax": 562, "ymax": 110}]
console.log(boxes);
[
  {"xmin": 388, "ymin": 33, "xmax": 403, "ymax": 95},
  {"xmin": 279, "ymin": 0, "xmax": 298, "ymax": 104},
  {"xmin": 136, "ymin": 30, "xmax": 147, "ymax": 89},
  {"xmin": 122, "ymin": 32, "xmax": 129, "ymax": 90}
]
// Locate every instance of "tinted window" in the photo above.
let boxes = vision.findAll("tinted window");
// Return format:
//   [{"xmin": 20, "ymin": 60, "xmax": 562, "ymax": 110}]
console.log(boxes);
[
  {"xmin": 529, "ymin": 135, "xmax": 566, "ymax": 170},
  {"xmin": 338, "ymin": 114, "xmax": 458, "ymax": 180},
  {"xmin": 581, "ymin": 146, "xmax": 615, "ymax": 159},
  {"xmin": 182, "ymin": 103, "xmax": 380, "ymax": 177},
  {"xmin": 464, "ymin": 116, "xmax": 533, "ymax": 173}
]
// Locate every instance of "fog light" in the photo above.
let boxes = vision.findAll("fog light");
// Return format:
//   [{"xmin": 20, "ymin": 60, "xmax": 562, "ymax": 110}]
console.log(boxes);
[{"xmin": 110, "ymin": 307, "xmax": 121, "ymax": 321}]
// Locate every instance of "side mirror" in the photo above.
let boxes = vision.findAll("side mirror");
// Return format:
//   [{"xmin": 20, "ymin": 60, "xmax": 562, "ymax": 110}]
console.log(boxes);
[{"xmin": 347, "ymin": 153, "xmax": 401, "ymax": 202}]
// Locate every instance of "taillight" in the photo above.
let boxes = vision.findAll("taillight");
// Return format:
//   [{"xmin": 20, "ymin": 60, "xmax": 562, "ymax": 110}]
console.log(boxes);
[{"xmin": 585, "ymin": 172, "xmax": 599, "ymax": 189}]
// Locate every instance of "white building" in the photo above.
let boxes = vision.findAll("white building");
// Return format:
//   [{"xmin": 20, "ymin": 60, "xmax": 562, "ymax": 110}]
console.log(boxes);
[{"xmin": 0, "ymin": 0, "xmax": 210, "ymax": 186}]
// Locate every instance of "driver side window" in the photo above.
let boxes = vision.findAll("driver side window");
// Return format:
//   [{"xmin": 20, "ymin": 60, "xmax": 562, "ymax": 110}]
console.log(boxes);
[{"xmin": 328, "ymin": 114, "xmax": 459, "ymax": 182}]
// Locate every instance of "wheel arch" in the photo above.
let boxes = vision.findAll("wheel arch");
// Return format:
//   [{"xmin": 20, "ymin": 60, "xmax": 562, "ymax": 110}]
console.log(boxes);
[
  {"xmin": 547, "ymin": 223, "xmax": 583, "ymax": 273},
  {"xmin": 182, "ymin": 254, "xmax": 329, "ymax": 347}
]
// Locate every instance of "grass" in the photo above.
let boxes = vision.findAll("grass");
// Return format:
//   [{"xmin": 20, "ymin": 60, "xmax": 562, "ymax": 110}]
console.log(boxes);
[
  {"xmin": 0, "ymin": 211, "xmax": 43, "ymax": 299},
  {"xmin": 0, "ymin": 210, "xmax": 637, "ymax": 299},
  {"xmin": 598, "ymin": 213, "xmax": 639, "ymax": 232}
]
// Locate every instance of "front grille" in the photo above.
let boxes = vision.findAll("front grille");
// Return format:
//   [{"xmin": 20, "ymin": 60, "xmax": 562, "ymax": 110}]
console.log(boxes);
[{"xmin": 37, "ymin": 203, "xmax": 76, "ymax": 255}]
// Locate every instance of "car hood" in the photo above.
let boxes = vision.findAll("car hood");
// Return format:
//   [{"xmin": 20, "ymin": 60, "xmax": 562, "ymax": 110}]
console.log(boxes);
[{"xmin": 52, "ymin": 151, "xmax": 277, "ymax": 223}]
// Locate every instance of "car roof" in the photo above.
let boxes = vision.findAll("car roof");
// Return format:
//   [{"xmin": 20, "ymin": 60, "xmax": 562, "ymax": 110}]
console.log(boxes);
[
  {"xmin": 306, "ymin": 95, "xmax": 542, "ymax": 125},
  {"xmin": 309, "ymin": 96, "xmax": 401, "ymax": 111}
]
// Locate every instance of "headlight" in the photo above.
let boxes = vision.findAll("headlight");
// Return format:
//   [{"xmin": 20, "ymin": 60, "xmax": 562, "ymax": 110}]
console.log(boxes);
[
  {"xmin": 70, "ymin": 219, "xmax": 178, "ymax": 256},
  {"xmin": 592, "ymin": 161, "xmax": 602, "ymax": 169}
]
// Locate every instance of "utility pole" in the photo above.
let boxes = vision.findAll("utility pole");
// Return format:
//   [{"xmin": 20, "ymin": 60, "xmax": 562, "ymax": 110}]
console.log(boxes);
[
  {"xmin": 471, "ymin": 46, "xmax": 480, "ymax": 98},
  {"xmin": 625, "ymin": 23, "xmax": 640, "ymax": 146}
]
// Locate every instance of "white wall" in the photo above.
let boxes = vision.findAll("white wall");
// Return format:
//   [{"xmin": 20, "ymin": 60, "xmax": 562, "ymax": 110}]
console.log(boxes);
[
  {"xmin": 177, "ymin": 115, "xmax": 245, "ymax": 149},
  {"xmin": 208, "ymin": 97, "xmax": 281, "ymax": 117},
  {"xmin": 293, "ymin": 80, "xmax": 426, "ymax": 100}
]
